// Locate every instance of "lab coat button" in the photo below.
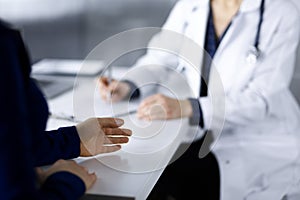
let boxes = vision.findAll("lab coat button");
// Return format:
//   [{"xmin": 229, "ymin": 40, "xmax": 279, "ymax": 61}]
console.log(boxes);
[{"xmin": 226, "ymin": 160, "xmax": 230, "ymax": 164}]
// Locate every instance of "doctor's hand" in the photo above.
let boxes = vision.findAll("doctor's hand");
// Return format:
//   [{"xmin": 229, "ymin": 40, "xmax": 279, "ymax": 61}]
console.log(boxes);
[
  {"xmin": 36, "ymin": 159, "xmax": 97, "ymax": 190},
  {"xmin": 76, "ymin": 118, "xmax": 132, "ymax": 156},
  {"xmin": 98, "ymin": 77, "xmax": 130, "ymax": 102},
  {"xmin": 137, "ymin": 94, "xmax": 193, "ymax": 120}
]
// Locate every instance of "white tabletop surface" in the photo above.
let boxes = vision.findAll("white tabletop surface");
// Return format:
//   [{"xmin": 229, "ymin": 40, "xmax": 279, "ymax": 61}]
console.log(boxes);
[{"xmin": 46, "ymin": 66, "xmax": 201, "ymax": 200}]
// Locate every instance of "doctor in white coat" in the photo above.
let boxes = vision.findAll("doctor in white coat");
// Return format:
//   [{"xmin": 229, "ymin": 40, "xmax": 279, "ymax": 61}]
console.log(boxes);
[{"xmin": 99, "ymin": 0, "xmax": 300, "ymax": 199}]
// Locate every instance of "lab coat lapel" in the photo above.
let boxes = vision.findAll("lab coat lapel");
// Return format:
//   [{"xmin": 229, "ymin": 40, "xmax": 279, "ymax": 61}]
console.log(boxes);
[
  {"xmin": 186, "ymin": 3, "xmax": 210, "ymax": 72},
  {"xmin": 212, "ymin": 13, "xmax": 243, "ymax": 66},
  {"xmin": 182, "ymin": 2, "xmax": 209, "ymax": 96},
  {"xmin": 189, "ymin": 2, "xmax": 209, "ymax": 49}
]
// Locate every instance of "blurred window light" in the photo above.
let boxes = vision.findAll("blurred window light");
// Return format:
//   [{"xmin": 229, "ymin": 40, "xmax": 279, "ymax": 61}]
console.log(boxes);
[{"xmin": 0, "ymin": 0, "xmax": 85, "ymax": 22}]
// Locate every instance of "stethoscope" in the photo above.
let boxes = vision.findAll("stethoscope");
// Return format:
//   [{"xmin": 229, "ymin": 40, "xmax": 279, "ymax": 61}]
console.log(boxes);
[
  {"xmin": 176, "ymin": 0, "xmax": 265, "ymax": 73},
  {"xmin": 246, "ymin": 0, "xmax": 265, "ymax": 65}
]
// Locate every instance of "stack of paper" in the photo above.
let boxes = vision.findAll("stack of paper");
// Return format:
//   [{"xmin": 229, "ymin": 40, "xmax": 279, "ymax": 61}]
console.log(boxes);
[{"xmin": 32, "ymin": 58, "xmax": 105, "ymax": 76}]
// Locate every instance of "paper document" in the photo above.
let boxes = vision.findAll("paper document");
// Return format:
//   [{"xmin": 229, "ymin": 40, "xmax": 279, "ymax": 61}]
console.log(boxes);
[{"xmin": 32, "ymin": 58, "xmax": 105, "ymax": 76}]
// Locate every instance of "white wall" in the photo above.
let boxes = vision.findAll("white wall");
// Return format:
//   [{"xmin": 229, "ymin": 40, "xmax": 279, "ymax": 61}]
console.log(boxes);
[
  {"xmin": 0, "ymin": 0, "xmax": 177, "ymax": 65},
  {"xmin": 0, "ymin": 0, "xmax": 86, "ymax": 23}
]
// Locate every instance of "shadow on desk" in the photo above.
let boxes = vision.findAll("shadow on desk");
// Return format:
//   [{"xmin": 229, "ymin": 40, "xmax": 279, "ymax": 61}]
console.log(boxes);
[{"xmin": 80, "ymin": 194, "xmax": 134, "ymax": 200}]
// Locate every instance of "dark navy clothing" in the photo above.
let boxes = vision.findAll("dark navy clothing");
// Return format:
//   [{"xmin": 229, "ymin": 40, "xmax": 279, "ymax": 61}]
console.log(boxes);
[
  {"xmin": 147, "ymin": 134, "xmax": 220, "ymax": 200},
  {"xmin": 0, "ymin": 21, "xmax": 85, "ymax": 199},
  {"xmin": 200, "ymin": 5, "xmax": 219, "ymax": 97},
  {"xmin": 189, "ymin": 3, "xmax": 232, "ymax": 127},
  {"xmin": 201, "ymin": 3, "xmax": 232, "ymax": 96}
]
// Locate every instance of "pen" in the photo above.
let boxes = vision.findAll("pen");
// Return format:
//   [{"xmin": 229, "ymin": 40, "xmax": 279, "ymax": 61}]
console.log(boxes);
[
  {"xmin": 49, "ymin": 112, "xmax": 82, "ymax": 123},
  {"xmin": 106, "ymin": 66, "xmax": 113, "ymax": 100},
  {"xmin": 113, "ymin": 110, "xmax": 137, "ymax": 118}
]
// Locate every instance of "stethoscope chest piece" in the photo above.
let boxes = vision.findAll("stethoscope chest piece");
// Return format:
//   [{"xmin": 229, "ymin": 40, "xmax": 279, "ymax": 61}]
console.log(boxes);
[
  {"xmin": 245, "ymin": 0, "xmax": 265, "ymax": 66},
  {"xmin": 246, "ymin": 46, "xmax": 260, "ymax": 65}
]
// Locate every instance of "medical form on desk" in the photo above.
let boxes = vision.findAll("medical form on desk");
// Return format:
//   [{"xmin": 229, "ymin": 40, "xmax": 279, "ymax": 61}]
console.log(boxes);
[{"xmin": 32, "ymin": 58, "xmax": 105, "ymax": 76}]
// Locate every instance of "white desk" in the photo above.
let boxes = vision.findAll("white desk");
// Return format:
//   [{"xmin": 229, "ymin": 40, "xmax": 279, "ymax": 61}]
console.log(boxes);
[{"xmin": 46, "ymin": 66, "xmax": 201, "ymax": 200}]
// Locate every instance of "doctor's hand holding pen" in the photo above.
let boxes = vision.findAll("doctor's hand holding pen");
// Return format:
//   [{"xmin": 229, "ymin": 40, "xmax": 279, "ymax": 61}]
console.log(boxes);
[
  {"xmin": 98, "ymin": 77, "xmax": 193, "ymax": 120},
  {"xmin": 98, "ymin": 77, "xmax": 131, "ymax": 102}
]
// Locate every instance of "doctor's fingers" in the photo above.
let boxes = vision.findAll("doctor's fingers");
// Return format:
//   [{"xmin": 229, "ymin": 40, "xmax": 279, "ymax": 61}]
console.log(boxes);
[
  {"xmin": 99, "ymin": 77, "xmax": 118, "ymax": 96},
  {"xmin": 109, "ymin": 92, "xmax": 124, "ymax": 103},
  {"xmin": 99, "ymin": 84, "xmax": 110, "ymax": 101},
  {"xmin": 107, "ymin": 80, "xmax": 122, "ymax": 92},
  {"xmin": 138, "ymin": 97, "xmax": 169, "ymax": 116},
  {"xmin": 105, "ymin": 82, "xmax": 121, "ymax": 101},
  {"xmin": 98, "ymin": 77, "xmax": 109, "ymax": 90},
  {"xmin": 139, "ymin": 94, "xmax": 165, "ymax": 108},
  {"xmin": 98, "ymin": 76, "xmax": 116, "ymax": 87},
  {"xmin": 137, "ymin": 104, "xmax": 157, "ymax": 118},
  {"xmin": 99, "ymin": 90, "xmax": 121, "ymax": 102},
  {"xmin": 137, "ymin": 107, "xmax": 167, "ymax": 120},
  {"xmin": 138, "ymin": 112, "xmax": 167, "ymax": 121}
]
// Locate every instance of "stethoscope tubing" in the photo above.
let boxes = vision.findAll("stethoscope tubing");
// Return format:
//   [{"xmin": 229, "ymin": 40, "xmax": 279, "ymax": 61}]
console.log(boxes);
[{"xmin": 179, "ymin": 0, "xmax": 265, "ymax": 68}]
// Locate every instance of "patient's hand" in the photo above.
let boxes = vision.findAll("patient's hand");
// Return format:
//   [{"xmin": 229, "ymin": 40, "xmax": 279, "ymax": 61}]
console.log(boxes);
[
  {"xmin": 36, "ymin": 159, "xmax": 97, "ymax": 190},
  {"xmin": 76, "ymin": 118, "xmax": 132, "ymax": 156},
  {"xmin": 137, "ymin": 94, "xmax": 192, "ymax": 120}
]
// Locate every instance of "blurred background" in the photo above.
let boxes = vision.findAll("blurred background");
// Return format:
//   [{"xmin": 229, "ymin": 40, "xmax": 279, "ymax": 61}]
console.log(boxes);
[
  {"xmin": 0, "ymin": 0, "xmax": 178, "ymax": 66},
  {"xmin": 0, "ymin": 0, "xmax": 299, "ymax": 101}
]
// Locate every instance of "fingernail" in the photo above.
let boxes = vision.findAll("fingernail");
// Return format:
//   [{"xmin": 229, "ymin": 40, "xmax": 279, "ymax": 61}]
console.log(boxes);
[{"xmin": 115, "ymin": 118, "xmax": 124, "ymax": 126}]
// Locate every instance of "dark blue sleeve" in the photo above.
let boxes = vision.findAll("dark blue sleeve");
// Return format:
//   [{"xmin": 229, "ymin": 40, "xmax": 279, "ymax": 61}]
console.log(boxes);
[
  {"xmin": 25, "ymin": 80, "xmax": 81, "ymax": 167},
  {"xmin": 188, "ymin": 98, "xmax": 204, "ymax": 128},
  {"xmin": 0, "ymin": 21, "xmax": 85, "ymax": 199},
  {"xmin": 35, "ymin": 126, "xmax": 81, "ymax": 167},
  {"xmin": 40, "ymin": 172, "xmax": 85, "ymax": 200}
]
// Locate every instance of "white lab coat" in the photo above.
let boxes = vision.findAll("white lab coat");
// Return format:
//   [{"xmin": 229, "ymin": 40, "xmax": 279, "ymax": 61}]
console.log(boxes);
[{"xmin": 124, "ymin": 0, "xmax": 300, "ymax": 199}]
